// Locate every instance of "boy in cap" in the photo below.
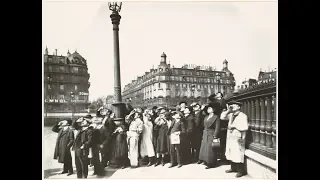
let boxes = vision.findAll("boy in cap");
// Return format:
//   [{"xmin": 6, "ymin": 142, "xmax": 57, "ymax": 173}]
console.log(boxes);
[
  {"xmin": 167, "ymin": 111, "xmax": 186, "ymax": 168},
  {"xmin": 52, "ymin": 119, "xmax": 74, "ymax": 176},
  {"xmin": 72, "ymin": 117, "xmax": 93, "ymax": 179},
  {"xmin": 221, "ymin": 101, "xmax": 248, "ymax": 178}
]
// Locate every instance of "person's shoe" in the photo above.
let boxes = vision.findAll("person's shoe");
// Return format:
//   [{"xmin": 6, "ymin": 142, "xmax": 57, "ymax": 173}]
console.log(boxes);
[
  {"xmin": 196, "ymin": 161, "xmax": 202, "ymax": 164},
  {"xmin": 168, "ymin": 164, "xmax": 176, "ymax": 168},
  {"xmin": 161, "ymin": 159, "xmax": 165, "ymax": 166},
  {"xmin": 225, "ymin": 169, "xmax": 236, "ymax": 173},
  {"xmin": 131, "ymin": 165, "xmax": 138, "ymax": 169},
  {"xmin": 67, "ymin": 173, "xmax": 73, "ymax": 176},
  {"xmin": 154, "ymin": 158, "xmax": 161, "ymax": 166},
  {"xmin": 120, "ymin": 165, "xmax": 126, "ymax": 169},
  {"xmin": 59, "ymin": 171, "xmax": 68, "ymax": 174},
  {"xmin": 89, "ymin": 164, "xmax": 94, "ymax": 167},
  {"xmin": 147, "ymin": 162, "xmax": 153, "ymax": 167},
  {"xmin": 235, "ymin": 173, "xmax": 245, "ymax": 178},
  {"xmin": 92, "ymin": 172, "xmax": 97, "ymax": 176},
  {"xmin": 177, "ymin": 164, "xmax": 182, "ymax": 168}
]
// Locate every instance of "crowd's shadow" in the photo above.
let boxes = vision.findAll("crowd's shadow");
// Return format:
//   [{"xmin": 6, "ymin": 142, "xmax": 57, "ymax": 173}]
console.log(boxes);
[
  {"xmin": 44, "ymin": 168, "xmax": 63, "ymax": 179},
  {"xmin": 44, "ymin": 167, "xmax": 118, "ymax": 179}
]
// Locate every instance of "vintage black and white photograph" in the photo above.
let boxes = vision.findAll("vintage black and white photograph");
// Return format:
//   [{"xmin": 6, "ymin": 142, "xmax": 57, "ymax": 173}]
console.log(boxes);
[{"xmin": 43, "ymin": 0, "xmax": 277, "ymax": 179}]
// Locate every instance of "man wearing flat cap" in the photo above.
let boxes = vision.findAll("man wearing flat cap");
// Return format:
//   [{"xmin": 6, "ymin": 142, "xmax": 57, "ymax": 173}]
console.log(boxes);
[
  {"xmin": 52, "ymin": 119, "xmax": 74, "ymax": 176},
  {"xmin": 220, "ymin": 101, "xmax": 248, "ymax": 178}
]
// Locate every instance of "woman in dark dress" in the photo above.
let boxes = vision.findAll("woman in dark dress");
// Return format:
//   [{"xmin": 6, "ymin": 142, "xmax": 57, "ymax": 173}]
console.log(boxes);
[
  {"xmin": 198, "ymin": 102, "xmax": 221, "ymax": 169},
  {"xmin": 154, "ymin": 110, "xmax": 171, "ymax": 166}
]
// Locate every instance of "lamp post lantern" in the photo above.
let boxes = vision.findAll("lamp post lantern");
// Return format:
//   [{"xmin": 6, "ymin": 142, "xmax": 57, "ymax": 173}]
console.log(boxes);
[{"xmin": 108, "ymin": 2, "xmax": 126, "ymax": 122}]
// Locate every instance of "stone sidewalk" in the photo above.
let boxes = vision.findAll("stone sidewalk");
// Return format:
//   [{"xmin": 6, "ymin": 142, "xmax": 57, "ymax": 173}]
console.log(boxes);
[{"xmin": 45, "ymin": 161, "xmax": 252, "ymax": 179}]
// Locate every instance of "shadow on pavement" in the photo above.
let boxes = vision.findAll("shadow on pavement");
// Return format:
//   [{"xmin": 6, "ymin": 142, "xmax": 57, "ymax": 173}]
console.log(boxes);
[
  {"xmin": 44, "ymin": 167, "xmax": 118, "ymax": 179},
  {"xmin": 44, "ymin": 168, "xmax": 63, "ymax": 178}
]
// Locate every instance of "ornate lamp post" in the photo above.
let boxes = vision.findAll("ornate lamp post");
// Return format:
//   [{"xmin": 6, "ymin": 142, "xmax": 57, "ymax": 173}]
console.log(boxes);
[
  {"xmin": 216, "ymin": 73, "xmax": 221, "ymax": 93},
  {"xmin": 108, "ymin": 2, "xmax": 126, "ymax": 122}
]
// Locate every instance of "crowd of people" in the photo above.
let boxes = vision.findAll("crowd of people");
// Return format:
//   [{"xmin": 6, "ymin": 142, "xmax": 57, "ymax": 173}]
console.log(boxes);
[{"xmin": 52, "ymin": 92, "xmax": 249, "ymax": 179}]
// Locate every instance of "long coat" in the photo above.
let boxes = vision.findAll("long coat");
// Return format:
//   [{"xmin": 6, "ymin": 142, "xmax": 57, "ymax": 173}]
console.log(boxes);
[
  {"xmin": 53, "ymin": 125, "xmax": 74, "ymax": 163},
  {"xmin": 199, "ymin": 114, "xmax": 220, "ymax": 164},
  {"xmin": 192, "ymin": 111, "xmax": 204, "ymax": 149},
  {"xmin": 221, "ymin": 111, "xmax": 248, "ymax": 163},
  {"xmin": 72, "ymin": 127, "xmax": 93, "ymax": 157},
  {"xmin": 155, "ymin": 117, "xmax": 171, "ymax": 154},
  {"xmin": 140, "ymin": 118, "xmax": 155, "ymax": 157}
]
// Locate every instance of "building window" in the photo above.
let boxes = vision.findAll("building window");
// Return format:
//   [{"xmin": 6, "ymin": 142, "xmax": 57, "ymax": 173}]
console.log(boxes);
[
  {"xmin": 60, "ymin": 85, "xmax": 64, "ymax": 90},
  {"xmin": 196, "ymin": 71, "xmax": 200, "ymax": 76},
  {"xmin": 183, "ymin": 84, "xmax": 187, "ymax": 87},
  {"xmin": 59, "ymin": 94, "xmax": 64, "ymax": 100},
  {"xmin": 73, "ymin": 67, "xmax": 78, "ymax": 73},
  {"xmin": 197, "ymin": 85, "xmax": 201, "ymax": 89},
  {"xmin": 60, "ymin": 75, "xmax": 64, "ymax": 80},
  {"xmin": 75, "ymin": 85, "xmax": 78, "ymax": 90},
  {"xmin": 48, "ymin": 66, "xmax": 52, "ymax": 72},
  {"xmin": 176, "ymin": 84, "xmax": 179, "ymax": 87},
  {"xmin": 207, "ymin": 78, "xmax": 210, "ymax": 83},
  {"xmin": 179, "ymin": 77, "xmax": 183, "ymax": 81},
  {"xmin": 48, "ymin": 57, "xmax": 52, "ymax": 62},
  {"xmin": 158, "ymin": 83, "xmax": 161, "ymax": 88},
  {"xmin": 204, "ymin": 85, "xmax": 207, "ymax": 88},
  {"xmin": 210, "ymin": 85, "xmax": 214, "ymax": 88},
  {"xmin": 48, "ymin": 84, "xmax": 51, "ymax": 89},
  {"xmin": 186, "ymin": 77, "xmax": 189, "ymax": 81}
]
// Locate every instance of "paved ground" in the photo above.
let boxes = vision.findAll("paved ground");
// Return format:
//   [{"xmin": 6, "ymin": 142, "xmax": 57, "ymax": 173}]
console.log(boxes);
[{"xmin": 44, "ymin": 127, "xmax": 252, "ymax": 179}]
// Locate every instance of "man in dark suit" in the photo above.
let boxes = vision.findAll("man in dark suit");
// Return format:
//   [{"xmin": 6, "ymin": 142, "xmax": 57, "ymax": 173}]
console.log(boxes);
[
  {"xmin": 191, "ymin": 103, "xmax": 204, "ymax": 162},
  {"xmin": 52, "ymin": 119, "xmax": 74, "ymax": 176},
  {"xmin": 167, "ymin": 111, "xmax": 186, "ymax": 168},
  {"xmin": 182, "ymin": 107, "xmax": 194, "ymax": 164},
  {"xmin": 72, "ymin": 117, "xmax": 93, "ymax": 179},
  {"xmin": 215, "ymin": 92, "xmax": 228, "ymax": 161}
]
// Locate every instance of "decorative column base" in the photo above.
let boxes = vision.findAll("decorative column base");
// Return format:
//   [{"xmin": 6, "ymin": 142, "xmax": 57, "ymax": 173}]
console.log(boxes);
[
  {"xmin": 111, "ymin": 102, "xmax": 126, "ymax": 122},
  {"xmin": 109, "ymin": 102, "xmax": 126, "ymax": 167}
]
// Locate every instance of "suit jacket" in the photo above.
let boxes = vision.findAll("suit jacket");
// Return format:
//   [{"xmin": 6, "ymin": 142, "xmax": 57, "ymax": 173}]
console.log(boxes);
[
  {"xmin": 167, "ymin": 119, "xmax": 186, "ymax": 136},
  {"xmin": 52, "ymin": 125, "xmax": 74, "ymax": 163},
  {"xmin": 184, "ymin": 114, "xmax": 195, "ymax": 135},
  {"xmin": 72, "ymin": 127, "xmax": 93, "ymax": 156}
]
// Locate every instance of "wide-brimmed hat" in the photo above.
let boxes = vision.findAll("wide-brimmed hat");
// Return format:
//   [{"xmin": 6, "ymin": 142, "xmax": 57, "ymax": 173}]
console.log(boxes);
[
  {"xmin": 228, "ymin": 100, "xmax": 243, "ymax": 107},
  {"xmin": 203, "ymin": 102, "xmax": 221, "ymax": 114}
]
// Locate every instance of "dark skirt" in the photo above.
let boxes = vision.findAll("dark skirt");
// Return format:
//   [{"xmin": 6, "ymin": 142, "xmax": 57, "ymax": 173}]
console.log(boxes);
[
  {"xmin": 199, "ymin": 129, "xmax": 218, "ymax": 164},
  {"xmin": 111, "ymin": 133, "xmax": 128, "ymax": 159},
  {"xmin": 156, "ymin": 125, "xmax": 170, "ymax": 154},
  {"xmin": 192, "ymin": 128, "xmax": 203, "ymax": 149}
]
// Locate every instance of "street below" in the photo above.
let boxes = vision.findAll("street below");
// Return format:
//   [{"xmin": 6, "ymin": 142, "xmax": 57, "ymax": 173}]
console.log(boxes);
[{"xmin": 44, "ymin": 127, "xmax": 251, "ymax": 179}]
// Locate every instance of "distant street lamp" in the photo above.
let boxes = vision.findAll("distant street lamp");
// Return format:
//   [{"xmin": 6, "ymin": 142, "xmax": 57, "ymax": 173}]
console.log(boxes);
[
  {"xmin": 70, "ymin": 91, "xmax": 75, "ymax": 120},
  {"xmin": 191, "ymin": 84, "xmax": 196, "ymax": 101},
  {"xmin": 45, "ymin": 75, "xmax": 52, "ymax": 121},
  {"xmin": 216, "ymin": 73, "xmax": 221, "ymax": 93}
]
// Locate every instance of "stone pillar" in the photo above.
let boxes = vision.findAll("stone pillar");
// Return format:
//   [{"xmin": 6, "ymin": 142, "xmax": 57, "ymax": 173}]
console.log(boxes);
[
  {"xmin": 272, "ymin": 95, "xmax": 276, "ymax": 149},
  {"xmin": 259, "ymin": 97, "xmax": 266, "ymax": 146},
  {"xmin": 254, "ymin": 98, "xmax": 260, "ymax": 144},
  {"xmin": 266, "ymin": 96, "xmax": 273, "ymax": 148},
  {"xmin": 251, "ymin": 99, "xmax": 256, "ymax": 143},
  {"xmin": 110, "ymin": 10, "xmax": 125, "ymax": 122}
]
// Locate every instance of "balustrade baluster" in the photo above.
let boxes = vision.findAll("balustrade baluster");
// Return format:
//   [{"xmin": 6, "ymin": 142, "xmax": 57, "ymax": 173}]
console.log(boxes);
[
  {"xmin": 251, "ymin": 99, "xmax": 256, "ymax": 143},
  {"xmin": 266, "ymin": 96, "xmax": 273, "ymax": 148},
  {"xmin": 272, "ymin": 95, "xmax": 276, "ymax": 149},
  {"xmin": 260, "ymin": 97, "xmax": 266, "ymax": 146},
  {"xmin": 255, "ymin": 98, "xmax": 260, "ymax": 144}
]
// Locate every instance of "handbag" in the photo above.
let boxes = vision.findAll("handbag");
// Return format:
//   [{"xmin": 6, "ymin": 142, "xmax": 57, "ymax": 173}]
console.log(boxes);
[{"xmin": 211, "ymin": 138, "xmax": 220, "ymax": 149}]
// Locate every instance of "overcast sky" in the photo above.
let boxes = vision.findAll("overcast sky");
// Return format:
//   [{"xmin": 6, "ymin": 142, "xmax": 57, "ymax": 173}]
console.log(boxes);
[{"xmin": 43, "ymin": 0, "xmax": 277, "ymax": 101}]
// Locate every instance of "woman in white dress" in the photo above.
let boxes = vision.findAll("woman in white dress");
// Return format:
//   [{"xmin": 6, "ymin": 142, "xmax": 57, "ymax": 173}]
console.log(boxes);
[{"xmin": 140, "ymin": 109, "xmax": 156, "ymax": 166}]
